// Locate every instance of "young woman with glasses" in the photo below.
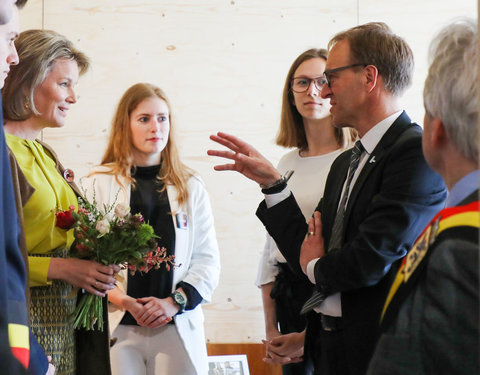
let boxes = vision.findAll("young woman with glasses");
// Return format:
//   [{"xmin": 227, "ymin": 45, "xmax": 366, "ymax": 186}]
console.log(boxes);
[{"xmin": 256, "ymin": 48, "xmax": 355, "ymax": 375}]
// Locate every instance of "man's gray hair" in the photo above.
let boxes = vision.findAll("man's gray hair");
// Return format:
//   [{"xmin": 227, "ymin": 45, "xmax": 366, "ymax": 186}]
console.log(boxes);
[{"xmin": 424, "ymin": 18, "xmax": 478, "ymax": 162}]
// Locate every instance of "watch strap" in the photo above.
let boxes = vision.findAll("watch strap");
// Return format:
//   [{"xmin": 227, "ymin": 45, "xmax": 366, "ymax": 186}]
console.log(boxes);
[{"xmin": 261, "ymin": 170, "xmax": 294, "ymax": 194}]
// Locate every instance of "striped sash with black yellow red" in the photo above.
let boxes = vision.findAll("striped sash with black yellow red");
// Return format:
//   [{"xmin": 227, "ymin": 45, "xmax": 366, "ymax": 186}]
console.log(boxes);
[
  {"xmin": 9, "ymin": 323, "xmax": 29, "ymax": 368},
  {"xmin": 8, "ymin": 299, "xmax": 30, "ymax": 368},
  {"xmin": 380, "ymin": 200, "xmax": 479, "ymax": 328}
]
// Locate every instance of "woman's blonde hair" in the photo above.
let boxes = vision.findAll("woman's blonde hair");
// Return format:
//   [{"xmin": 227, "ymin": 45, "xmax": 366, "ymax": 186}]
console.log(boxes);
[
  {"xmin": 100, "ymin": 83, "xmax": 193, "ymax": 207},
  {"xmin": 2, "ymin": 29, "xmax": 89, "ymax": 121},
  {"xmin": 276, "ymin": 48, "xmax": 356, "ymax": 149}
]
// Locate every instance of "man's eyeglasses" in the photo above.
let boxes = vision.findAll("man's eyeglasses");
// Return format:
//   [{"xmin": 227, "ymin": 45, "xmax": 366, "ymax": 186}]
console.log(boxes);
[
  {"xmin": 322, "ymin": 63, "xmax": 366, "ymax": 87},
  {"xmin": 290, "ymin": 77, "xmax": 325, "ymax": 93}
]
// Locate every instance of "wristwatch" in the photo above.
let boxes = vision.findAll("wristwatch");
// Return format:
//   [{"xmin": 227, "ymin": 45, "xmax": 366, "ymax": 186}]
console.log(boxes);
[
  {"xmin": 170, "ymin": 290, "xmax": 187, "ymax": 313},
  {"xmin": 260, "ymin": 170, "xmax": 294, "ymax": 194}
]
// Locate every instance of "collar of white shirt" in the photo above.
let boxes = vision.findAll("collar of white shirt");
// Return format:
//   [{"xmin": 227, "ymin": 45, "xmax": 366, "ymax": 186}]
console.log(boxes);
[{"xmin": 359, "ymin": 110, "xmax": 404, "ymax": 155}]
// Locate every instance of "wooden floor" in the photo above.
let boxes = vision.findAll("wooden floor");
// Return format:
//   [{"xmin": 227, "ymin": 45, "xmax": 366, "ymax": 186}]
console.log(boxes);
[{"xmin": 207, "ymin": 343, "xmax": 282, "ymax": 375}]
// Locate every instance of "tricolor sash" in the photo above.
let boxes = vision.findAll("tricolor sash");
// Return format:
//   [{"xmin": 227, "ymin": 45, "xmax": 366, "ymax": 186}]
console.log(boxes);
[{"xmin": 380, "ymin": 200, "xmax": 479, "ymax": 326}]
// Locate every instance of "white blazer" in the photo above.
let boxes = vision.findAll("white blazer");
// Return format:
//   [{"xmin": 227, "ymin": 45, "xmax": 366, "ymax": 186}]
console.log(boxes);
[{"xmin": 82, "ymin": 165, "xmax": 221, "ymax": 375}]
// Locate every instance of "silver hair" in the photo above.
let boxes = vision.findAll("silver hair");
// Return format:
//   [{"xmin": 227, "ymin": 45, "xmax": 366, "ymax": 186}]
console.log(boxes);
[{"xmin": 423, "ymin": 18, "xmax": 478, "ymax": 162}]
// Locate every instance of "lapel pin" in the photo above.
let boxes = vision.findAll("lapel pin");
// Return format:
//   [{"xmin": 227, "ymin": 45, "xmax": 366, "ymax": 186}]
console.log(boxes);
[
  {"xmin": 369, "ymin": 156, "xmax": 376, "ymax": 164},
  {"xmin": 176, "ymin": 212, "xmax": 188, "ymax": 229},
  {"xmin": 63, "ymin": 168, "xmax": 75, "ymax": 183}
]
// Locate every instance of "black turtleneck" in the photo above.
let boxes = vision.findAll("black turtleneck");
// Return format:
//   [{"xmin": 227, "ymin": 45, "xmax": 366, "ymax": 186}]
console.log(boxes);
[{"xmin": 120, "ymin": 164, "xmax": 201, "ymax": 326}]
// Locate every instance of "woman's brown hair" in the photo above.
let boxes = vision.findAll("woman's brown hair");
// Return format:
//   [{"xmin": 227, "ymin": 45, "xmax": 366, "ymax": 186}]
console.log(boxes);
[{"xmin": 276, "ymin": 48, "xmax": 355, "ymax": 149}]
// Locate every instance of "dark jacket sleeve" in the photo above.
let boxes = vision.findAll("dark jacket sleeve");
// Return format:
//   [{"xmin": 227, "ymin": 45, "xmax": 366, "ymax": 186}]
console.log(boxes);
[
  {"xmin": 28, "ymin": 333, "xmax": 48, "ymax": 375},
  {"xmin": 256, "ymin": 192, "xmax": 312, "ymax": 276},
  {"xmin": 0, "ymin": 96, "xmax": 36, "ymax": 372}
]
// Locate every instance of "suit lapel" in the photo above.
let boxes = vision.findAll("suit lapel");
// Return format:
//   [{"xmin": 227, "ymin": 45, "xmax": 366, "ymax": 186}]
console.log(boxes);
[
  {"xmin": 344, "ymin": 111, "xmax": 413, "ymax": 221},
  {"xmin": 330, "ymin": 157, "xmax": 349, "ymax": 210},
  {"xmin": 323, "ymin": 153, "xmax": 350, "ymax": 246}
]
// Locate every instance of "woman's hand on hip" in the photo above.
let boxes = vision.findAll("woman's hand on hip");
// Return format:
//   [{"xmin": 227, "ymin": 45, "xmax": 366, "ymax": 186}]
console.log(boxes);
[{"xmin": 48, "ymin": 258, "xmax": 116, "ymax": 296}]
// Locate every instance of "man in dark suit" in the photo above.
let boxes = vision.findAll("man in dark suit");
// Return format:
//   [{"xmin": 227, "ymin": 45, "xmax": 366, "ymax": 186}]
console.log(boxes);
[
  {"xmin": 0, "ymin": 1, "xmax": 30, "ymax": 374},
  {"xmin": 368, "ymin": 18, "xmax": 479, "ymax": 375},
  {"xmin": 0, "ymin": 1, "xmax": 51, "ymax": 374},
  {"xmin": 208, "ymin": 22, "xmax": 446, "ymax": 375}
]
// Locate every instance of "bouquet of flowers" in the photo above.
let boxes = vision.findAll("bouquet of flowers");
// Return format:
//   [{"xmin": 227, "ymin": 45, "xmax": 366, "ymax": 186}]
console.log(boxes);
[{"xmin": 56, "ymin": 187, "xmax": 175, "ymax": 331}]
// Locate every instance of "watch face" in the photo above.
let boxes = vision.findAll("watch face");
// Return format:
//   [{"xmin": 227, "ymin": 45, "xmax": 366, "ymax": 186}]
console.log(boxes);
[{"xmin": 173, "ymin": 291, "xmax": 186, "ymax": 306}]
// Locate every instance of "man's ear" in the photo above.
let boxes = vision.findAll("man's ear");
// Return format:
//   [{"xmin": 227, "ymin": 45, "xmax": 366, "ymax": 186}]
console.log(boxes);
[
  {"xmin": 364, "ymin": 65, "xmax": 378, "ymax": 93},
  {"xmin": 430, "ymin": 117, "xmax": 447, "ymax": 148}
]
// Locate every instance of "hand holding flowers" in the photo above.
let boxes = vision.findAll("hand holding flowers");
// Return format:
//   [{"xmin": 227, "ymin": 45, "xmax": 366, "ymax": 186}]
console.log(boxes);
[
  {"xmin": 55, "ymin": 185, "xmax": 175, "ymax": 331},
  {"xmin": 47, "ymin": 257, "xmax": 116, "ymax": 297}
]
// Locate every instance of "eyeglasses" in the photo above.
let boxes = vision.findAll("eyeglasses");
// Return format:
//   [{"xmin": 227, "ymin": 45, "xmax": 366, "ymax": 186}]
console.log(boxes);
[
  {"xmin": 290, "ymin": 77, "xmax": 325, "ymax": 93},
  {"xmin": 322, "ymin": 63, "xmax": 366, "ymax": 87}
]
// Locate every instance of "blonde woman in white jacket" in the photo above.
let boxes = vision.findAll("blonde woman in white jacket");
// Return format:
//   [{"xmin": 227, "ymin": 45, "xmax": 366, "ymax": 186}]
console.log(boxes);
[{"xmin": 83, "ymin": 83, "xmax": 220, "ymax": 375}]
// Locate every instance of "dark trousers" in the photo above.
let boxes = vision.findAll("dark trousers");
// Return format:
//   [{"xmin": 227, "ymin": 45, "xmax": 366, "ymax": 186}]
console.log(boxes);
[
  {"xmin": 306, "ymin": 314, "xmax": 349, "ymax": 375},
  {"xmin": 272, "ymin": 263, "xmax": 314, "ymax": 375}
]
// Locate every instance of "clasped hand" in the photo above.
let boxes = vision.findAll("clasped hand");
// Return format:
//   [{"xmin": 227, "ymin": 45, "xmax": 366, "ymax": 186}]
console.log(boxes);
[
  {"xmin": 125, "ymin": 296, "xmax": 178, "ymax": 328},
  {"xmin": 262, "ymin": 331, "xmax": 305, "ymax": 365}
]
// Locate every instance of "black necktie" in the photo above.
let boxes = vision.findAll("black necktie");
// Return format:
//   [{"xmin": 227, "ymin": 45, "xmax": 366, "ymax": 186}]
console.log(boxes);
[
  {"xmin": 327, "ymin": 140, "xmax": 364, "ymax": 251},
  {"xmin": 301, "ymin": 141, "xmax": 364, "ymax": 314}
]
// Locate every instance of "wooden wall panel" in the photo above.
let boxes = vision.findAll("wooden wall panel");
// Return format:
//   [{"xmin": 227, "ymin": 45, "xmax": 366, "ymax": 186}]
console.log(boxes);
[
  {"xmin": 359, "ymin": 0, "xmax": 476, "ymax": 127},
  {"xmin": 18, "ymin": 0, "xmax": 42, "ymax": 29},
  {"xmin": 17, "ymin": 0, "xmax": 476, "ymax": 345}
]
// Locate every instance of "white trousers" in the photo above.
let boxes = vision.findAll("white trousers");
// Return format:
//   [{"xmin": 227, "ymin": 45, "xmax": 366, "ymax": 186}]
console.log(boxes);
[{"xmin": 110, "ymin": 324, "xmax": 197, "ymax": 375}]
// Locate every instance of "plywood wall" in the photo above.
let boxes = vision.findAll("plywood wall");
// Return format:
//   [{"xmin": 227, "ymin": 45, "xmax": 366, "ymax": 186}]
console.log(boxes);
[{"xmin": 18, "ymin": 0, "xmax": 475, "ymax": 343}]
